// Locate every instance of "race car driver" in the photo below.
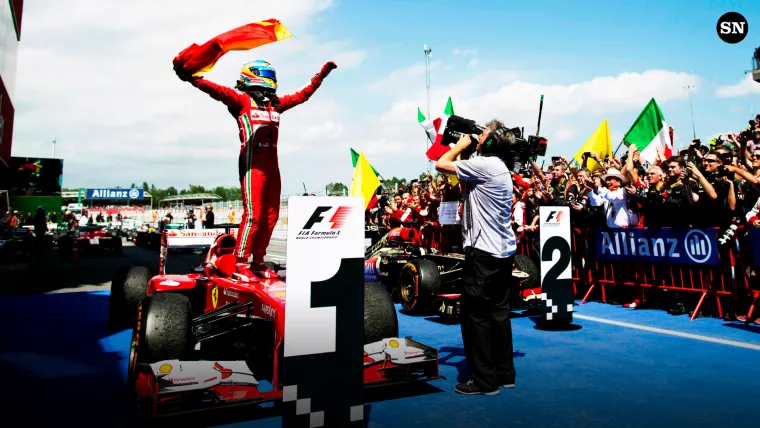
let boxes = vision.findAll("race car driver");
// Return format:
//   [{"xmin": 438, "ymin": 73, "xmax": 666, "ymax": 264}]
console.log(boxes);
[{"xmin": 176, "ymin": 59, "xmax": 337, "ymax": 280}]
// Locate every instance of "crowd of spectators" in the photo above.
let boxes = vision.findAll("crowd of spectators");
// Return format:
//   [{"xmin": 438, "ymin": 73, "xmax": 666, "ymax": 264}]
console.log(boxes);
[
  {"xmin": 365, "ymin": 117, "xmax": 760, "ymax": 315},
  {"xmin": 367, "ymin": 116, "xmax": 760, "ymax": 240}
]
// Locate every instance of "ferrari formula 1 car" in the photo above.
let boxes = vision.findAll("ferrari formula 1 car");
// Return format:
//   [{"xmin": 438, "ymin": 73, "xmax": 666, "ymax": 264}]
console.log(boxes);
[
  {"xmin": 57, "ymin": 224, "xmax": 123, "ymax": 257},
  {"xmin": 107, "ymin": 226, "xmax": 439, "ymax": 418},
  {"xmin": 364, "ymin": 225, "xmax": 540, "ymax": 319}
]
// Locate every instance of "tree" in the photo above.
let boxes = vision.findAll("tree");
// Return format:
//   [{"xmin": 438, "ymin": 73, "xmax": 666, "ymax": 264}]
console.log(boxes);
[
  {"xmin": 326, "ymin": 182, "xmax": 348, "ymax": 196},
  {"xmin": 142, "ymin": 182, "xmax": 149, "ymax": 192},
  {"xmin": 130, "ymin": 183, "xmax": 136, "ymax": 188},
  {"xmin": 188, "ymin": 184, "xmax": 208, "ymax": 194}
]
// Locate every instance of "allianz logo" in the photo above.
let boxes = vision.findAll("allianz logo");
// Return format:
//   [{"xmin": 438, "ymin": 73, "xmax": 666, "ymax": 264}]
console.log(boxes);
[{"xmin": 599, "ymin": 229, "xmax": 712, "ymax": 262}]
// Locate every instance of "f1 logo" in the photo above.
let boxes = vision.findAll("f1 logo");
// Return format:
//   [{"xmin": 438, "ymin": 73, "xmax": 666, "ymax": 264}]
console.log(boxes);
[
  {"xmin": 545, "ymin": 210, "xmax": 562, "ymax": 223},
  {"xmin": 302, "ymin": 206, "xmax": 353, "ymax": 230}
]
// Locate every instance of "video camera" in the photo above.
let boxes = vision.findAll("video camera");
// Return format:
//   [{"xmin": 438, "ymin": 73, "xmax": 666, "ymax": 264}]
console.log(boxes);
[
  {"xmin": 439, "ymin": 115, "xmax": 547, "ymax": 169},
  {"xmin": 437, "ymin": 95, "xmax": 549, "ymax": 170}
]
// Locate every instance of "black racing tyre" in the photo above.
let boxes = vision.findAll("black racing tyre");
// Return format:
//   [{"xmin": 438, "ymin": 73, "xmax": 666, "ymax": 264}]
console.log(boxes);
[
  {"xmin": 515, "ymin": 255, "xmax": 539, "ymax": 291},
  {"xmin": 398, "ymin": 258, "xmax": 441, "ymax": 314},
  {"xmin": 127, "ymin": 293, "xmax": 194, "ymax": 387},
  {"xmin": 363, "ymin": 282, "xmax": 399, "ymax": 344},
  {"xmin": 108, "ymin": 266, "xmax": 152, "ymax": 330}
]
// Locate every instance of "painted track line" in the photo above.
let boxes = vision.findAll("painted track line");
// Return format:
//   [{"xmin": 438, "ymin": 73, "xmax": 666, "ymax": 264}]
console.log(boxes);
[{"xmin": 574, "ymin": 314, "xmax": 760, "ymax": 351}]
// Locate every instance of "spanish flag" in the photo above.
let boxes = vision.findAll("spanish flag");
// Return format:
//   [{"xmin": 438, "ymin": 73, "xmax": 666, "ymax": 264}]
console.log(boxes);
[
  {"xmin": 173, "ymin": 19, "xmax": 292, "ymax": 76},
  {"xmin": 350, "ymin": 152, "xmax": 381, "ymax": 210}
]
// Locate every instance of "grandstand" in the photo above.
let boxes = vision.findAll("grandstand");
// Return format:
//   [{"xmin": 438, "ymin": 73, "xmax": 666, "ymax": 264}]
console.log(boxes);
[{"xmin": 159, "ymin": 193, "xmax": 222, "ymax": 208}]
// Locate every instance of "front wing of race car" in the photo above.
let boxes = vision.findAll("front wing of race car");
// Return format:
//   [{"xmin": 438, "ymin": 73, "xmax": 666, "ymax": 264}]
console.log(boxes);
[{"xmin": 133, "ymin": 337, "xmax": 439, "ymax": 417}]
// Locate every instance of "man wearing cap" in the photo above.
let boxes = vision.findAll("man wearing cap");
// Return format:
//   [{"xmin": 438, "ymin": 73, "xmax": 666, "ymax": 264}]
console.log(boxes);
[{"xmin": 587, "ymin": 168, "xmax": 638, "ymax": 228}]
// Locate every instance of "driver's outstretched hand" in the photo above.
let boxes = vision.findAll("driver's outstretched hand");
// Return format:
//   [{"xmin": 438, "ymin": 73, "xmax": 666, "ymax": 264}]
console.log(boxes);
[{"xmin": 322, "ymin": 61, "xmax": 338, "ymax": 76}]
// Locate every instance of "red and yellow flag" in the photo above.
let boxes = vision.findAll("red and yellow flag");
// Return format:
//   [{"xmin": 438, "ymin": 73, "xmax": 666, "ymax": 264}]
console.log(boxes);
[{"xmin": 173, "ymin": 19, "xmax": 292, "ymax": 76}]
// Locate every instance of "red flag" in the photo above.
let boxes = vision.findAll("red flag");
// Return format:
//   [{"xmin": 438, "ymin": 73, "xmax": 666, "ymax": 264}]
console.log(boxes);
[
  {"xmin": 665, "ymin": 126, "xmax": 674, "ymax": 159},
  {"xmin": 425, "ymin": 118, "xmax": 451, "ymax": 161},
  {"xmin": 367, "ymin": 194, "xmax": 379, "ymax": 210},
  {"xmin": 173, "ymin": 19, "xmax": 292, "ymax": 76}
]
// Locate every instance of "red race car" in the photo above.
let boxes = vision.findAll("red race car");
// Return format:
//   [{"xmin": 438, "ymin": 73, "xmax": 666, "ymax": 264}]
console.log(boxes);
[
  {"xmin": 58, "ymin": 224, "xmax": 123, "ymax": 258},
  {"xmin": 108, "ymin": 227, "xmax": 439, "ymax": 418}
]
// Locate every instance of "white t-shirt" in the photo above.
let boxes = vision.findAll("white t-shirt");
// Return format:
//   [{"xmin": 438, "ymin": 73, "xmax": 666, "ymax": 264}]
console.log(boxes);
[
  {"xmin": 587, "ymin": 187, "xmax": 638, "ymax": 228},
  {"xmin": 453, "ymin": 156, "xmax": 517, "ymax": 258}
]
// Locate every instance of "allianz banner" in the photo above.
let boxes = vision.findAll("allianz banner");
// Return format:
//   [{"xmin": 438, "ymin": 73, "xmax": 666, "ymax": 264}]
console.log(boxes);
[
  {"xmin": 594, "ymin": 228, "xmax": 719, "ymax": 266},
  {"xmin": 86, "ymin": 188, "xmax": 144, "ymax": 200}
]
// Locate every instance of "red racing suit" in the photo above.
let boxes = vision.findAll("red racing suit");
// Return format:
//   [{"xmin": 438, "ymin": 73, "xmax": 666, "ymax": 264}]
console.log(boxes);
[{"xmin": 187, "ymin": 63, "xmax": 334, "ymax": 263}]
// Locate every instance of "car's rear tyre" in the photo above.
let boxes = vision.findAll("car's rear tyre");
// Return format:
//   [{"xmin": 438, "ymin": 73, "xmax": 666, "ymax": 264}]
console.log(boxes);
[
  {"xmin": 108, "ymin": 266, "xmax": 152, "ymax": 330},
  {"xmin": 128, "ymin": 293, "xmax": 194, "ymax": 386},
  {"xmin": 398, "ymin": 259, "xmax": 441, "ymax": 314},
  {"xmin": 364, "ymin": 282, "xmax": 399, "ymax": 344}
]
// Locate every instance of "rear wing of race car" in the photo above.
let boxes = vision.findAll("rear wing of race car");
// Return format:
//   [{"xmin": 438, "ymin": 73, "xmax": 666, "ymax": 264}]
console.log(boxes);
[
  {"xmin": 157, "ymin": 223, "xmax": 286, "ymax": 275},
  {"xmin": 158, "ymin": 227, "xmax": 227, "ymax": 275}
]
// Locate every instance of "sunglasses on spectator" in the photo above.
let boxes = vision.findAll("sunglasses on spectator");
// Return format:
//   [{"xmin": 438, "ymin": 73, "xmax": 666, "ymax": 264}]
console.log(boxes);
[{"xmin": 703, "ymin": 158, "xmax": 720, "ymax": 163}]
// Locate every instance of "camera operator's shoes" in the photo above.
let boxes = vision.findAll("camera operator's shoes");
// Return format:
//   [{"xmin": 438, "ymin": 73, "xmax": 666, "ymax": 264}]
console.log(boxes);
[
  {"xmin": 252, "ymin": 262, "xmax": 280, "ymax": 279},
  {"xmin": 454, "ymin": 380, "xmax": 499, "ymax": 395},
  {"xmin": 497, "ymin": 376, "xmax": 516, "ymax": 389}
]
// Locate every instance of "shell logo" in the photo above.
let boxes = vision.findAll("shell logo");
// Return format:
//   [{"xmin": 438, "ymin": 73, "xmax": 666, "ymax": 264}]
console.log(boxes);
[
  {"xmin": 388, "ymin": 340, "xmax": 399, "ymax": 348},
  {"xmin": 159, "ymin": 363, "xmax": 172, "ymax": 374}
]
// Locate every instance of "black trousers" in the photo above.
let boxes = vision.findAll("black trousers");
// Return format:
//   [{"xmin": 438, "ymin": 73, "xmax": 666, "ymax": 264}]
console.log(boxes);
[{"xmin": 460, "ymin": 247, "xmax": 516, "ymax": 391}]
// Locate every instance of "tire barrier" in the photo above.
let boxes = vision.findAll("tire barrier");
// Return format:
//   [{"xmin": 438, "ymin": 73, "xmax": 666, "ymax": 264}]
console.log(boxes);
[{"xmin": 516, "ymin": 227, "xmax": 759, "ymax": 322}]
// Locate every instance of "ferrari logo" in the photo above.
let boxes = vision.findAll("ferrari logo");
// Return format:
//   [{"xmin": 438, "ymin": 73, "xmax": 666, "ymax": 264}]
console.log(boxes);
[{"xmin": 211, "ymin": 286, "xmax": 219, "ymax": 308}]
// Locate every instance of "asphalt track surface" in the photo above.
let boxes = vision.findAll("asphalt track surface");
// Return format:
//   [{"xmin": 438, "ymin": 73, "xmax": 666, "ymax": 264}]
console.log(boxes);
[{"xmin": 1, "ymin": 239, "xmax": 759, "ymax": 428}]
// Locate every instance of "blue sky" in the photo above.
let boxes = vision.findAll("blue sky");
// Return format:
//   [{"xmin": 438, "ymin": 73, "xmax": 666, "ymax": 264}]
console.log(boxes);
[{"xmin": 11, "ymin": 0, "xmax": 760, "ymax": 195}]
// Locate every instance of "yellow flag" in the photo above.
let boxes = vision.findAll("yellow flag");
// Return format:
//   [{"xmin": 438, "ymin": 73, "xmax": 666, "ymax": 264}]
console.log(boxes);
[
  {"xmin": 349, "ymin": 152, "xmax": 381, "ymax": 209},
  {"xmin": 573, "ymin": 119, "xmax": 612, "ymax": 172},
  {"xmin": 448, "ymin": 174, "xmax": 459, "ymax": 186}
]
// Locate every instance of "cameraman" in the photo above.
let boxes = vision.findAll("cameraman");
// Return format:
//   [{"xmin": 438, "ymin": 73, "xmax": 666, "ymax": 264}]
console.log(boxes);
[{"xmin": 435, "ymin": 120, "xmax": 517, "ymax": 396}]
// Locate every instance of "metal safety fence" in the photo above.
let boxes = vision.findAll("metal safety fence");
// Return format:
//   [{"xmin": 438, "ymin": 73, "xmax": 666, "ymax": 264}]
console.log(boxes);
[{"xmin": 516, "ymin": 227, "xmax": 759, "ymax": 322}]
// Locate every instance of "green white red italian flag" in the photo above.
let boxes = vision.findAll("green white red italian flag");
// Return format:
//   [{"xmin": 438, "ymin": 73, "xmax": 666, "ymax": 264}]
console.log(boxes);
[
  {"xmin": 622, "ymin": 98, "xmax": 673, "ymax": 165},
  {"xmin": 418, "ymin": 97, "xmax": 455, "ymax": 161}
]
